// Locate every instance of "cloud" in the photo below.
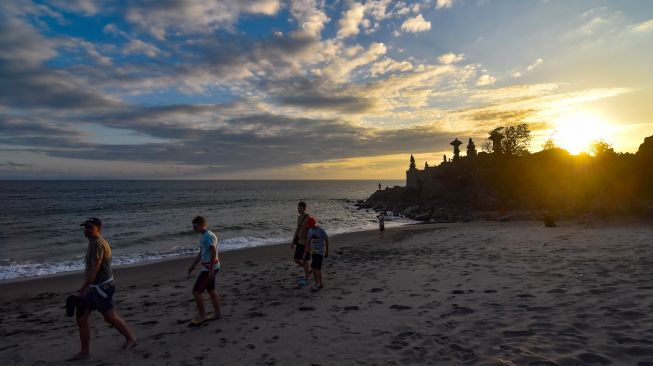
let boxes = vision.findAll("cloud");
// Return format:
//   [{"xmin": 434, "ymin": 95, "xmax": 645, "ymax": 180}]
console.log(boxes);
[
  {"xmin": 124, "ymin": 0, "xmax": 282, "ymax": 40},
  {"xmin": 0, "ymin": 15, "xmax": 120, "ymax": 110},
  {"xmin": 527, "ymin": 58, "xmax": 544, "ymax": 71},
  {"xmin": 633, "ymin": 19, "xmax": 653, "ymax": 33},
  {"xmin": 278, "ymin": 94, "xmax": 376, "ymax": 113},
  {"xmin": 401, "ymin": 14, "xmax": 431, "ymax": 33},
  {"xmin": 7, "ymin": 101, "xmax": 453, "ymax": 173},
  {"xmin": 0, "ymin": 161, "xmax": 32, "ymax": 168},
  {"xmin": 436, "ymin": 0, "xmax": 455, "ymax": 9},
  {"xmin": 438, "ymin": 52, "xmax": 465, "ymax": 64},
  {"xmin": 476, "ymin": 74, "xmax": 496, "ymax": 86},
  {"xmin": 337, "ymin": 2, "xmax": 366, "ymax": 39},
  {"xmin": 48, "ymin": 0, "xmax": 104, "ymax": 15},
  {"xmin": 123, "ymin": 39, "xmax": 164, "ymax": 58},
  {"xmin": 369, "ymin": 58, "xmax": 413, "ymax": 76},
  {"xmin": 290, "ymin": 0, "xmax": 330, "ymax": 37},
  {"xmin": 321, "ymin": 42, "xmax": 387, "ymax": 81}
]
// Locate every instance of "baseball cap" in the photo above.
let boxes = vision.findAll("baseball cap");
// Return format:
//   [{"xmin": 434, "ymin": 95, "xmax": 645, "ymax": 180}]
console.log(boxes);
[{"xmin": 80, "ymin": 217, "xmax": 102, "ymax": 228}]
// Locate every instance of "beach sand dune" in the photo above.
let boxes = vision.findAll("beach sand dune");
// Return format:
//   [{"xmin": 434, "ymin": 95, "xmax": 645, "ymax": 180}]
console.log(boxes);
[{"xmin": 2, "ymin": 220, "xmax": 653, "ymax": 365}]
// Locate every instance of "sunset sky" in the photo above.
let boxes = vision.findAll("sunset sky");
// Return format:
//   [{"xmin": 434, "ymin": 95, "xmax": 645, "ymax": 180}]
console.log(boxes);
[{"xmin": 1, "ymin": 0, "xmax": 652, "ymax": 179}]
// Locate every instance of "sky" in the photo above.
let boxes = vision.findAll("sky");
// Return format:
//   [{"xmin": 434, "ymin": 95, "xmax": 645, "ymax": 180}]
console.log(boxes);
[{"xmin": 0, "ymin": 0, "xmax": 652, "ymax": 179}]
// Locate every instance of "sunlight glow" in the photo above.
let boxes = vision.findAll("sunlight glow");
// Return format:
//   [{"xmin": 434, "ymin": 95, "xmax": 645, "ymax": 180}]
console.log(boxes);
[{"xmin": 552, "ymin": 110, "xmax": 615, "ymax": 155}]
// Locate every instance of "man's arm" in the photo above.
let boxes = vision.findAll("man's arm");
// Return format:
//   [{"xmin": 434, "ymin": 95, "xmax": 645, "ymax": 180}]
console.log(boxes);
[
  {"xmin": 304, "ymin": 231, "xmax": 311, "ymax": 254},
  {"xmin": 208, "ymin": 245, "xmax": 217, "ymax": 279},
  {"xmin": 79, "ymin": 246, "xmax": 103, "ymax": 296},
  {"xmin": 188, "ymin": 252, "xmax": 201, "ymax": 275},
  {"xmin": 324, "ymin": 235, "xmax": 329, "ymax": 258}
]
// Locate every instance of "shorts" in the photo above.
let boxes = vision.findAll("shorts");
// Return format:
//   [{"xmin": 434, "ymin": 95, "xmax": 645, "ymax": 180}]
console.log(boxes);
[
  {"xmin": 379, "ymin": 224, "xmax": 385, "ymax": 231},
  {"xmin": 294, "ymin": 244, "xmax": 310, "ymax": 261},
  {"xmin": 193, "ymin": 269, "xmax": 219, "ymax": 292},
  {"xmin": 311, "ymin": 254, "xmax": 324, "ymax": 270},
  {"xmin": 84, "ymin": 283, "xmax": 115, "ymax": 314}
]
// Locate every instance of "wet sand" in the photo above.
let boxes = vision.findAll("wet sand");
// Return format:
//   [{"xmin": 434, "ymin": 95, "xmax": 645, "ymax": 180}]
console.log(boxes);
[{"xmin": 1, "ymin": 220, "xmax": 653, "ymax": 365}]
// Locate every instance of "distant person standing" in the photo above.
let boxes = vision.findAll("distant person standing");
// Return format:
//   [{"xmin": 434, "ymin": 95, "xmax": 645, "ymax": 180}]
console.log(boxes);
[
  {"xmin": 187, "ymin": 216, "xmax": 222, "ymax": 326},
  {"xmin": 378, "ymin": 182, "xmax": 382, "ymax": 190},
  {"xmin": 69, "ymin": 218, "xmax": 135, "ymax": 361},
  {"xmin": 376, "ymin": 212, "xmax": 386, "ymax": 239},
  {"xmin": 304, "ymin": 217, "xmax": 329, "ymax": 292},
  {"xmin": 292, "ymin": 201, "xmax": 311, "ymax": 288}
]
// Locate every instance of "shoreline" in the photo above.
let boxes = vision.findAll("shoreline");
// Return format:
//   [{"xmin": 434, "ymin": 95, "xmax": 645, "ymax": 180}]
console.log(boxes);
[
  {"xmin": 0, "ymin": 219, "xmax": 413, "ymax": 285},
  {"xmin": 0, "ymin": 223, "xmax": 416, "ymax": 300}
]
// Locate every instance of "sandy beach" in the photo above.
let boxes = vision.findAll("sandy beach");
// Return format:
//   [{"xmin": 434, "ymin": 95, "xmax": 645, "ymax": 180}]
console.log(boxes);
[{"xmin": 2, "ymin": 220, "xmax": 653, "ymax": 366}]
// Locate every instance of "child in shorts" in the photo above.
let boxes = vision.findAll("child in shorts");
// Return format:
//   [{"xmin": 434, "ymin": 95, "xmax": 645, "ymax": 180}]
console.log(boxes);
[{"xmin": 304, "ymin": 216, "xmax": 329, "ymax": 292}]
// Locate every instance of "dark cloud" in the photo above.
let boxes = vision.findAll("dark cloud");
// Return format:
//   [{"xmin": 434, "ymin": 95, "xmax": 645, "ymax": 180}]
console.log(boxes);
[
  {"xmin": 0, "ymin": 161, "xmax": 32, "ymax": 167},
  {"xmin": 469, "ymin": 109, "xmax": 537, "ymax": 123},
  {"xmin": 279, "ymin": 94, "xmax": 375, "ymax": 113},
  {"xmin": 2, "ymin": 101, "xmax": 452, "ymax": 172},
  {"xmin": 0, "ymin": 15, "xmax": 120, "ymax": 110}
]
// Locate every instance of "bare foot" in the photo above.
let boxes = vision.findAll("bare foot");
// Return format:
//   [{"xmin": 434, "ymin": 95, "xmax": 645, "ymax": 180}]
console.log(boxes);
[
  {"xmin": 66, "ymin": 352, "xmax": 89, "ymax": 361},
  {"xmin": 122, "ymin": 338, "xmax": 136, "ymax": 350}
]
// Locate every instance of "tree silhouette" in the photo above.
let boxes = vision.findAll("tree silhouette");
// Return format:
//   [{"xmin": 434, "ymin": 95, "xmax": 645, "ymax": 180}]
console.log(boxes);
[
  {"xmin": 484, "ymin": 123, "xmax": 532, "ymax": 155},
  {"xmin": 590, "ymin": 139, "xmax": 614, "ymax": 156},
  {"xmin": 542, "ymin": 137, "xmax": 558, "ymax": 150}
]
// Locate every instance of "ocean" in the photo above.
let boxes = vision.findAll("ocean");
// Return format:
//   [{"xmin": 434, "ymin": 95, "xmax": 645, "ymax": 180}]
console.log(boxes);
[{"xmin": 0, "ymin": 180, "xmax": 409, "ymax": 280}]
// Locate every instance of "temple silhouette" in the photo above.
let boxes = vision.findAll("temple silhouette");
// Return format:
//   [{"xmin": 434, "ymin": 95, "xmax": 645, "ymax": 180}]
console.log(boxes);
[{"xmin": 406, "ymin": 137, "xmax": 480, "ymax": 191}]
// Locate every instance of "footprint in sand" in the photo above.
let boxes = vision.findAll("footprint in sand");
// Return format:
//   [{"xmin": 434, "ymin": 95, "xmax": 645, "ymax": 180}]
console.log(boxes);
[
  {"xmin": 502, "ymin": 330, "xmax": 534, "ymax": 337},
  {"xmin": 577, "ymin": 352, "xmax": 611, "ymax": 365}
]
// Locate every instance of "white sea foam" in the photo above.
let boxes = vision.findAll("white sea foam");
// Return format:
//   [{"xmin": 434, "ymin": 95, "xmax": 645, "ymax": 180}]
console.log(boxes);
[
  {"xmin": 0, "ymin": 180, "xmax": 408, "ymax": 281},
  {"xmin": 0, "ymin": 216, "xmax": 415, "ymax": 281}
]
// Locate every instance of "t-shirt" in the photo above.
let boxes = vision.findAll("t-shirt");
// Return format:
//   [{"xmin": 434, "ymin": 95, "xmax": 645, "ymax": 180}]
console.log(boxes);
[
  {"xmin": 85, "ymin": 236, "xmax": 113, "ymax": 285},
  {"xmin": 307, "ymin": 227, "xmax": 328, "ymax": 255},
  {"xmin": 378, "ymin": 215, "xmax": 385, "ymax": 225},
  {"xmin": 295, "ymin": 214, "xmax": 310, "ymax": 245},
  {"xmin": 200, "ymin": 230, "xmax": 220, "ymax": 272}
]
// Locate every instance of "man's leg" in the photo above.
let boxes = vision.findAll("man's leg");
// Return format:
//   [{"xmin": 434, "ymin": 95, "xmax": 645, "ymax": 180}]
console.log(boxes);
[
  {"xmin": 193, "ymin": 290, "xmax": 206, "ymax": 319},
  {"xmin": 70, "ymin": 309, "xmax": 91, "ymax": 360},
  {"xmin": 207, "ymin": 289, "xmax": 222, "ymax": 318},
  {"xmin": 102, "ymin": 309, "xmax": 136, "ymax": 349},
  {"xmin": 312, "ymin": 266, "xmax": 319, "ymax": 285},
  {"xmin": 294, "ymin": 258, "xmax": 303, "ymax": 267},
  {"xmin": 301, "ymin": 260, "xmax": 310, "ymax": 280},
  {"xmin": 316, "ymin": 269, "xmax": 322, "ymax": 287}
]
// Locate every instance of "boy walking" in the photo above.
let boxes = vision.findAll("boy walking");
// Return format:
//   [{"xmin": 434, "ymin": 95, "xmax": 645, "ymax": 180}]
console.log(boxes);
[
  {"xmin": 187, "ymin": 216, "xmax": 222, "ymax": 325},
  {"xmin": 69, "ymin": 218, "xmax": 135, "ymax": 361},
  {"xmin": 304, "ymin": 217, "xmax": 329, "ymax": 292},
  {"xmin": 291, "ymin": 201, "xmax": 311, "ymax": 288}
]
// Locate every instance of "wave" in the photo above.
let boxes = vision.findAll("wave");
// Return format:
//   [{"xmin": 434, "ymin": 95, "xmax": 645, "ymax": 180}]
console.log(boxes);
[{"xmin": 0, "ymin": 218, "xmax": 415, "ymax": 281}]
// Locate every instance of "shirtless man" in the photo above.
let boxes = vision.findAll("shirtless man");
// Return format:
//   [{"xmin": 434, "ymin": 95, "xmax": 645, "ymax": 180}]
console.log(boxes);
[{"xmin": 291, "ymin": 201, "xmax": 311, "ymax": 288}]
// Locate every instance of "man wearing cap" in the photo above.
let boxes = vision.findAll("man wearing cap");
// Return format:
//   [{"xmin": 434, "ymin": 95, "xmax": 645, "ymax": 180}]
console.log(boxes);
[{"xmin": 69, "ymin": 218, "xmax": 135, "ymax": 361}]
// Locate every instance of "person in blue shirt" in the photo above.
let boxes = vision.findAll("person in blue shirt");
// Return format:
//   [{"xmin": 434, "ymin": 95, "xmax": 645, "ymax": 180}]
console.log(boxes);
[
  {"xmin": 304, "ymin": 216, "xmax": 329, "ymax": 292},
  {"xmin": 187, "ymin": 216, "xmax": 222, "ymax": 325}
]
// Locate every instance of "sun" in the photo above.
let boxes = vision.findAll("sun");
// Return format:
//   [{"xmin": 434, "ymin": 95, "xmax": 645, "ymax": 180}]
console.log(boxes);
[{"xmin": 551, "ymin": 110, "xmax": 614, "ymax": 155}]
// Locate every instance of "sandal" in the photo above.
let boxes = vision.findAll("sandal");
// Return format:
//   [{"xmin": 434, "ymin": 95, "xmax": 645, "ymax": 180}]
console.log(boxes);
[
  {"xmin": 188, "ymin": 318, "xmax": 206, "ymax": 327},
  {"xmin": 205, "ymin": 313, "xmax": 221, "ymax": 321}
]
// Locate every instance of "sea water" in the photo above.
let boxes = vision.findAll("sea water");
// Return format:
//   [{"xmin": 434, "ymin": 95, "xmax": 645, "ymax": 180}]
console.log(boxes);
[{"xmin": 0, "ymin": 180, "xmax": 409, "ymax": 280}]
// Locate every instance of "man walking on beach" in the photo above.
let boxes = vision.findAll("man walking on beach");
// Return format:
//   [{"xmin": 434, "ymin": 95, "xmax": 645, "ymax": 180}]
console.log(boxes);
[
  {"xmin": 69, "ymin": 218, "xmax": 135, "ymax": 361},
  {"xmin": 187, "ymin": 216, "xmax": 222, "ymax": 325},
  {"xmin": 292, "ymin": 201, "xmax": 311, "ymax": 288}
]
